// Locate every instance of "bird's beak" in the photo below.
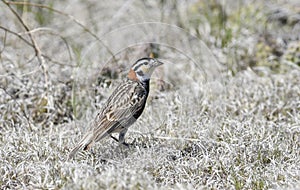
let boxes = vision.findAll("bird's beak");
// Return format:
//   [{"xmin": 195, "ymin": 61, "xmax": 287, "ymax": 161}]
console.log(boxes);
[{"xmin": 154, "ymin": 59, "xmax": 164, "ymax": 67}]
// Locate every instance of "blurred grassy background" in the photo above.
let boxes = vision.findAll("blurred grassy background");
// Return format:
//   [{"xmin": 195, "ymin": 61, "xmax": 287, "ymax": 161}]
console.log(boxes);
[{"xmin": 0, "ymin": 0, "xmax": 299, "ymax": 189}]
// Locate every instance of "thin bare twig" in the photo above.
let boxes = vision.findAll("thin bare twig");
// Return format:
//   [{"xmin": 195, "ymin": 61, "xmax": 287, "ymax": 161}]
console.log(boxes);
[
  {"xmin": 5, "ymin": 0, "xmax": 117, "ymax": 63},
  {"xmin": 0, "ymin": 29, "xmax": 7, "ymax": 54},
  {"xmin": 153, "ymin": 136, "xmax": 203, "ymax": 142},
  {"xmin": 2, "ymin": 0, "xmax": 50, "ymax": 95},
  {"xmin": 0, "ymin": 25, "xmax": 34, "ymax": 48},
  {"xmin": 23, "ymin": 27, "xmax": 74, "ymax": 63}
]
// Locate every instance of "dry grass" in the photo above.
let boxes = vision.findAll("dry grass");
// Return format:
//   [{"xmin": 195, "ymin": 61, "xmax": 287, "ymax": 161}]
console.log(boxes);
[{"xmin": 1, "ymin": 0, "xmax": 300, "ymax": 189}]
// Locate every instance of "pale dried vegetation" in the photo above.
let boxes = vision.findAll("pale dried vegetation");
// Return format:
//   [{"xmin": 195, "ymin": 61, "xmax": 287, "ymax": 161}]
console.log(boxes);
[{"xmin": 0, "ymin": 0, "xmax": 300, "ymax": 189}]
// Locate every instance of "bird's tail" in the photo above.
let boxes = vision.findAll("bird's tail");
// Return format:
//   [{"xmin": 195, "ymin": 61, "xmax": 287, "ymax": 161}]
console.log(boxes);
[{"xmin": 67, "ymin": 133, "xmax": 94, "ymax": 161}]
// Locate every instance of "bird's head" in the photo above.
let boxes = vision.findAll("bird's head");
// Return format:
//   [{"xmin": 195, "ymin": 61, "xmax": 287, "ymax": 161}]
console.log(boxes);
[{"xmin": 128, "ymin": 58, "xmax": 163, "ymax": 82}]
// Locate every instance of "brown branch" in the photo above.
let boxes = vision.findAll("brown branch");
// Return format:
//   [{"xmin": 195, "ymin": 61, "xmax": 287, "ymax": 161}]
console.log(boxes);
[
  {"xmin": 5, "ymin": 0, "xmax": 117, "ymax": 62},
  {"xmin": 0, "ymin": 25, "xmax": 34, "ymax": 48},
  {"xmin": 3, "ymin": 1, "xmax": 39, "ymax": 56},
  {"xmin": 2, "ymin": 0, "xmax": 50, "ymax": 95},
  {"xmin": 0, "ymin": 29, "xmax": 7, "ymax": 55},
  {"xmin": 25, "ymin": 27, "xmax": 74, "ymax": 64}
]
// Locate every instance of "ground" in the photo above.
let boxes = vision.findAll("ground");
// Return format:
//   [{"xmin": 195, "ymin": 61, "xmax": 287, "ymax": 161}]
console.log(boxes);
[{"xmin": 0, "ymin": 0, "xmax": 300, "ymax": 189}]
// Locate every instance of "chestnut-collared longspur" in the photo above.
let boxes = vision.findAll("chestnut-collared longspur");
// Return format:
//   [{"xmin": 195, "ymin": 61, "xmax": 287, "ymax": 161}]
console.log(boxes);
[{"xmin": 68, "ymin": 58, "xmax": 163, "ymax": 160}]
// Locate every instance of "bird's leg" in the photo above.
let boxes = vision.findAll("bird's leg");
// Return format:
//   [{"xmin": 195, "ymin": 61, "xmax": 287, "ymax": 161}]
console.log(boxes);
[
  {"xmin": 119, "ymin": 129, "xmax": 129, "ymax": 147},
  {"xmin": 110, "ymin": 135, "xmax": 119, "ymax": 143}
]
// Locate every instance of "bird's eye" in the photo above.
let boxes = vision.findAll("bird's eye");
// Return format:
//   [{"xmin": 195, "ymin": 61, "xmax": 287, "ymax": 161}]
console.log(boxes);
[
  {"xmin": 144, "ymin": 61, "xmax": 149, "ymax": 65},
  {"xmin": 136, "ymin": 71, "xmax": 144, "ymax": 76}
]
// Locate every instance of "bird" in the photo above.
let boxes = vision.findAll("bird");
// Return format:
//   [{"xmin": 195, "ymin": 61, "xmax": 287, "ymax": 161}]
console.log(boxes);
[{"xmin": 68, "ymin": 57, "xmax": 163, "ymax": 160}]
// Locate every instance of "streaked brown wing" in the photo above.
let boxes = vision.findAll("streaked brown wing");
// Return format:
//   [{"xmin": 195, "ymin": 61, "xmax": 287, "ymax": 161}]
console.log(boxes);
[{"xmin": 91, "ymin": 80, "xmax": 147, "ymax": 142}]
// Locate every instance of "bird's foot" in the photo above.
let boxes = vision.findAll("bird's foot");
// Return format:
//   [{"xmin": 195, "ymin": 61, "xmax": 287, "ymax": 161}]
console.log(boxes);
[
  {"xmin": 122, "ymin": 142, "xmax": 130, "ymax": 147},
  {"xmin": 110, "ymin": 135, "xmax": 135, "ymax": 148}
]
